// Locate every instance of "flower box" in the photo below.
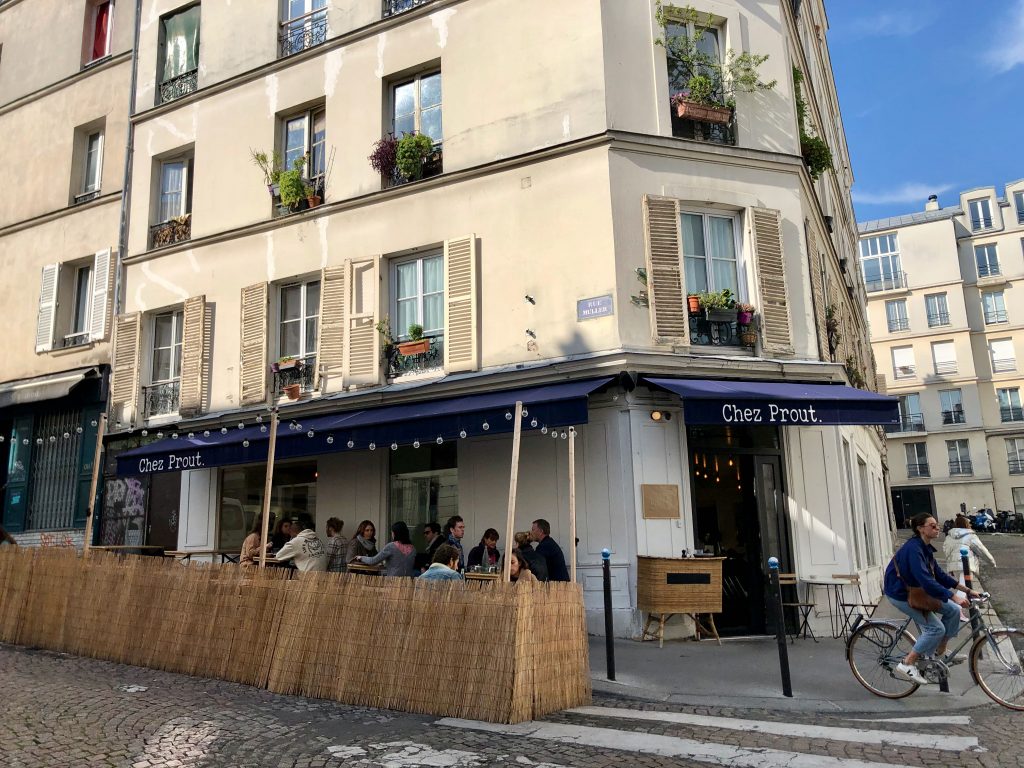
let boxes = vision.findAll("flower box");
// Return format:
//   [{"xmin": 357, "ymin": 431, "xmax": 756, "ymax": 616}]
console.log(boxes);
[
  {"xmin": 675, "ymin": 98, "xmax": 732, "ymax": 125},
  {"xmin": 397, "ymin": 339, "xmax": 431, "ymax": 356},
  {"xmin": 706, "ymin": 308, "xmax": 736, "ymax": 322}
]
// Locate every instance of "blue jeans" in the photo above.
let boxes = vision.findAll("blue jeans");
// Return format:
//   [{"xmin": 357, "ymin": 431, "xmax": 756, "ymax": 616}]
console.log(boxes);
[{"xmin": 887, "ymin": 596, "xmax": 962, "ymax": 656}]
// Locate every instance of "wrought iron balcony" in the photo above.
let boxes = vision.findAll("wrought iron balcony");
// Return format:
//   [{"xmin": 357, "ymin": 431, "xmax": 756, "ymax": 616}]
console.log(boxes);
[
  {"xmin": 934, "ymin": 360, "xmax": 957, "ymax": 375},
  {"xmin": 272, "ymin": 355, "xmax": 316, "ymax": 397},
  {"xmin": 993, "ymin": 358, "xmax": 1017, "ymax": 374},
  {"xmin": 984, "ymin": 309, "xmax": 1008, "ymax": 324},
  {"xmin": 383, "ymin": 0, "xmax": 431, "ymax": 16},
  {"xmin": 1010, "ymin": 458, "xmax": 1024, "ymax": 475},
  {"xmin": 887, "ymin": 317, "xmax": 910, "ymax": 332},
  {"xmin": 278, "ymin": 12, "xmax": 327, "ymax": 57},
  {"xmin": 688, "ymin": 315, "xmax": 739, "ymax": 347},
  {"xmin": 949, "ymin": 460, "xmax": 973, "ymax": 476},
  {"xmin": 61, "ymin": 332, "xmax": 91, "ymax": 349},
  {"xmin": 865, "ymin": 271, "xmax": 908, "ymax": 293},
  {"xmin": 670, "ymin": 102, "xmax": 737, "ymax": 146},
  {"xmin": 149, "ymin": 215, "xmax": 191, "ymax": 249},
  {"xmin": 385, "ymin": 336, "xmax": 444, "ymax": 378},
  {"xmin": 893, "ymin": 364, "xmax": 916, "ymax": 379},
  {"xmin": 143, "ymin": 380, "xmax": 180, "ymax": 418},
  {"xmin": 971, "ymin": 215, "xmax": 993, "ymax": 230},
  {"xmin": 885, "ymin": 414, "xmax": 925, "ymax": 434},
  {"xmin": 159, "ymin": 69, "xmax": 198, "ymax": 104},
  {"xmin": 907, "ymin": 462, "xmax": 930, "ymax": 478},
  {"xmin": 978, "ymin": 262, "xmax": 1001, "ymax": 278},
  {"xmin": 941, "ymin": 409, "xmax": 966, "ymax": 425},
  {"xmin": 1000, "ymin": 405, "xmax": 1024, "ymax": 422},
  {"xmin": 927, "ymin": 312, "xmax": 950, "ymax": 327},
  {"xmin": 74, "ymin": 189, "xmax": 101, "ymax": 205}
]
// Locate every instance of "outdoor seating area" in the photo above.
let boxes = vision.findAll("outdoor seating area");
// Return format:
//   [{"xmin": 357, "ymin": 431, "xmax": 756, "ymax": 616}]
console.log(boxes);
[{"xmin": 0, "ymin": 547, "xmax": 590, "ymax": 724}]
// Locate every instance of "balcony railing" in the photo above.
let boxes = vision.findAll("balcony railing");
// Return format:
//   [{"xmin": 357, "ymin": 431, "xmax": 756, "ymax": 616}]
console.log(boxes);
[
  {"xmin": 74, "ymin": 189, "xmax": 101, "ymax": 205},
  {"xmin": 941, "ymin": 409, "xmax": 966, "ymax": 425},
  {"xmin": 934, "ymin": 360, "xmax": 957, "ymax": 375},
  {"xmin": 927, "ymin": 312, "xmax": 950, "ymax": 327},
  {"xmin": 272, "ymin": 355, "xmax": 316, "ymax": 396},
  {"xmin": 385, "ymin": 336, "xmax": 444, "ymax": 378},
  {"xmin": 978, "ymin": 262, "xmax": 1001, "ymax": 278},
  {"xmin": 1000, "ymin": 405, "xmax": 1024, "ymax": 422},
  {"xmin": 893, "ymin": 364, "xmax": 916, "ymax": 379},
  {"xmin": 143, "ymin": 380, "xmax": 180, "ymax": 419},
  {"xmin": 985, "ymin": 309, "xmax": 1008, "ymax": 324},
  {"xmin": 887, "ymin": 317, "xmax": 910, "ymax": 332},
  {"xmin": 385, "ymin": 147, "xmax": 443, "ymax": 188},
  {"xmin": 688, "ymin": 315, "xmax": 739, "ymax": 347},
  {"xmin": 949, "ymin": 460, "xmax": 973, "ymax": 476},
  {"xmin": 382, "ymin": 0, "xmax": 431, "ymax": 17},
  {"xmin": 993, "ymin": 358, "xmax": 1017, "ymax": 373},
  {"xmin": 149, "ymin": 214, "xmax": 191, "ymax": 249},
  {"xmin": 61, "ymin": 332, "xmax": 91, "ymax": 349},
  {"xmin": 670, "ymin": 106, "xmax": 737, "ymax": 147},
  {"xmin": 865, "ymin": 271, "xmax": 908, "ymax": 293},
  {"xmin": 278, "ymin": 11, "xmax": 327, "ymax": 57},
  {"xmin": 885, "ymin": 414, "xmax": 925, "ymax": 434},
  {"xmin": 907, "ymin": 462, "xmax": 930, "ymax": 478},
  {"xmin": 1009, "ymin": 458, "xmax": 1024, "ymax": 475},
  {"xmin": 971, "ymin": 215, "xmax": 993, "ymax": 230},
  {"xmin": 159, "ymin": 69, "xmax": 198, "ymax": 104}
]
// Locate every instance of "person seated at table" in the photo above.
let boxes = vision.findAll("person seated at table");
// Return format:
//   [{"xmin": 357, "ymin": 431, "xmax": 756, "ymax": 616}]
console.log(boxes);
[
  {"xmin": 444, "ymin": 515, "xmax": 466, "ymax": 572},
  {"xmin": 418, "ymin": 543, "xmax": 464, "ymax": 581},
  {"xmin": 239, "ymin": 514, "xmax": 271, "ymax": 568},
  {"xmin": 274, "ymin": 515, "xmax": 327, "ymax": 572},
  {"xmin": 270, "ymin": 517, "xmax": 292, "ymax": 552},
  {"xmin": 514, "ymin": 531, "xmax": 547, "ymax": 582},
  {"xmin": 467, "ymin": 528, "xmax": 500, "ymax": 570},
  {"xmin": 415, "ymin": 522, "xmax": 444, "ymax": 572},
  {"xmin": 324, "ymin": 517, "xmax": 347, "ymax": 573},
  {"xmin": 356, "ymin": 521, "xmax": 416, "ymax": 577},
  {"xmin": 346, "ymin": 520, "xmax": 377, "ymax": 564},
  {"xmin": 509, "ymin": 549, "xmax": 536, "ymax": 583}
]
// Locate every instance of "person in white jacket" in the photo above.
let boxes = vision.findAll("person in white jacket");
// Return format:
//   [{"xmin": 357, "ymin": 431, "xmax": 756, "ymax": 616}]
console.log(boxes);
[
  {"xmin": 943, "ymin": 514, "xmax": 997, "ymax": 583},
  {"xmin": 275, "ymin": 517, "xmax": 327, "ymax": 573}
]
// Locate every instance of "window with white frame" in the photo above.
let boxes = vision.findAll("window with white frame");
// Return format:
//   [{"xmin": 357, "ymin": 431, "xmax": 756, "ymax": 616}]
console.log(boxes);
[
  {"xmin": 931, "ymin": 340, "xmax": 957, "ymax": 375},
  {"xmin": 947, "ymin": 439, "xmax": 971, "ymax": 475},
  {"xmin": 681, "ymin": 210, "xmax": 740, "ymax": 297},
  {"xmin": 905, "ymin": 442, "xmax": 928, "ymax": 477},
  {"xmin": 392, "ymin": 71, "xmax": 442, "ymax": 145},
  {"xmin": 393, "ymin": 252, "xmax": 444, "ymax": 341},
  {"xmin": 279, "ymin": 0, "xmax": 327, "ymax": 57},
  {"xmin": 83, "ymin": 131, "xmax": 103, "ymax": 195},
  {"xmin": 158, "ymin": 4, "xmax": 200, "ymax": 103},
  {"xmin": 892, "ymin": 345, "xmax": 915, "ymax": 379},
  {"xmin": 968, "ymin": 198, "xmax": 993, "ymax": 230},
  {"xmin": 983, "ymin": 290, "xmax": 1007, "ymax": 324},
  {"xmin": 925, "ymin": 293, "xmax": 949, "ymax": 327},
  {"xmin": 939, "ymin": 388, "xmax": 964, "ymax": 424},
  {"xmin": 66, "ymin": 265, "xmax": 93, "ymax": 348},
  {"xmin": 975, "ymin": 243, "xmax": 1000, "ymax": 277},
  {"xmin": 885, "ymin": 299, "xmax": 909, "ymax": 331},
  {"xmin": 896, "ymin": 393, "xmax": 922, "ymax": 429},
  {"xmin": 84, "ymin": 0, "xmax": 113, "ymax": 65},
  {"xmin": 278, "ymin": 279, "xmax": 320, "ymax": 361},
  {"xmin": 145, "ymin": 310, "xmax": 183, "ymax": 417},
  {"xmin": 998, "ymin": 387, "xmax": 1023, "ymax": 422},
  {"xmin": 991, "ymin": 338, "xmax": 1016, "ymax": 373},
  {"xmin": 859, "ymin": 233, "xmax": 903, "ymax": 291},
  {"xmin": 284, "ymin": 107, "xmax": 326, "ymax": 185},
  {"xmin": 1014, "ymin": 190, "xmax": 1024, "ymax": 225},
  {"xmin": 1007, "ymin": 439, "xmax": 1024, "ymax": 475},
  {"xmin": 1014, "ymin": 488, "xmax": 1024, "ymax": 514},
  {"xmin": 157, "ymin": 158, "xmax": 191, "ymax": 222}
]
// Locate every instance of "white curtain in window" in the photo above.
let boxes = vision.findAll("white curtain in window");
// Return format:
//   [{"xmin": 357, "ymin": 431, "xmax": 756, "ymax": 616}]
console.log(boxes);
[
  {"xmin": 886, "ymin": 300, "xmax": 907, "ymax": 326},
  {"xmin": 422, "ymin": 256, "xmax": 443, "ymax": 333},
  {"xmin": 681, "ymin": 213, "xmax": 707, "ymax": 293},
  {"xmin": 708, "ymin": 216, "xmax": 737, "ymax": 296},
  {"xmin": 162, "ymin": 6, "xmax": 200, "ymax": 82},
  {"xmin": 159, "ymin": 162, "xmax": 185, "ymax": 222}
]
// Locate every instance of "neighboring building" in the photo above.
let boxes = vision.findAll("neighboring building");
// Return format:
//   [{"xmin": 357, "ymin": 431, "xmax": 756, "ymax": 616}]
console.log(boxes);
[
  {"xmin": 861, "ymin": 181, "xmax": 1024, "ymax": 526},
  {"xmin": 0, "ymin": 0, "xmax": 134, "ymax": 546},
  {"xmin": 5, "ymin": 0, "xmax": 892, "ymax": 638}
]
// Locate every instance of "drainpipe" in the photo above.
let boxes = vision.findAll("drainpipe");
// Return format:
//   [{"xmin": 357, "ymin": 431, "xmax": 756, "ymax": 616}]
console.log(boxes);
[{"xmin": 115, "ymin": 0, "xmax": 144, "ymax": 320}]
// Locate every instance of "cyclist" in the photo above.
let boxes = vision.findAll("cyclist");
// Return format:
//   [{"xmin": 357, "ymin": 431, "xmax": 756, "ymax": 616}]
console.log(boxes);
[{"xmin": 883, "ymin": 512, "xmax": 979, "ymax": 685}]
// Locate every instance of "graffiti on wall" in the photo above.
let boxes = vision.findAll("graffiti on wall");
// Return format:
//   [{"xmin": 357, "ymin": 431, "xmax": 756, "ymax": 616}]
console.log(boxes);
[
  {"xmin": 39, "ymin": 532, "xmax": 76, "ymax": 547},
  {"xmin": 100, "ymin": 477, "xmax": 148, "ymax": 546}
]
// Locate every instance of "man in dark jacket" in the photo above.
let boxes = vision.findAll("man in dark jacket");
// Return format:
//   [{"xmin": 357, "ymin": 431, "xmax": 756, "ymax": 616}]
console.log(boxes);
[
  {"xmin": 416, "ymin": 522, "xmax": 444, "ymax": 571},
  {"xmin": 531, "ymin": 518, "xmax": 569, "ymax": 582}
]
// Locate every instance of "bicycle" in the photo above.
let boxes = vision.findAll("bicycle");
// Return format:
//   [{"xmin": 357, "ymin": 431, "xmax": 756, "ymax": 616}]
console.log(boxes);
[{"xmin": 846, "ymin": 594, "xmax": 1024, "ymax": 710}]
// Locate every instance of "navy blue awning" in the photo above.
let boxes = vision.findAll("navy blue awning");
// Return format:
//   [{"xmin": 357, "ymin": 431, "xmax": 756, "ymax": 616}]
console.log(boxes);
[
  {"xmin": 116, "ymin": 378, "xmax": 613, "ymax": 476},
  {"xmin": 644, "ymin": 377, "xmax": 899, "ymax": 426}
]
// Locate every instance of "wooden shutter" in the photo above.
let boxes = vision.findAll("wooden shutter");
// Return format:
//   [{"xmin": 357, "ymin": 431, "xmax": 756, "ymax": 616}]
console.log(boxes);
[
  {"xmin": 317, "ymin": 265, "xmax": 347, "ymax": 390},
  {"xmin": 90, "ymin": 248, "xmax": 113, "ymax": 341},
  {"xmin": 239, "ymin": 282, "xmax": 268, "ymax": 406},
  {"xmin": 751, "ymin": 207, "xmax": 792, "ymax": 353},
  {"xmin": 444, "ymin": 234, "xmax": 479, "ymax": 373},
  {"xmin": 345, "ymin": 257, "xmax": 380, "ymax": 387},
  {"xmin": 110, "ymin": 313, "xmax": 141, "ymax": 424},
  {"xmin": 35, "ymin": 263, "xmax": 60, "ymax": 352},
  {"xmin": 178, "ymin": 295, "xmax": 206, "ymax": 417},
  {"xmin": 805, "ymin": 227, "xmax": 828, "ymax": 360},
  {"xmin": 643, "ymin": 195, "xmax": 687, "ymax": 344}
]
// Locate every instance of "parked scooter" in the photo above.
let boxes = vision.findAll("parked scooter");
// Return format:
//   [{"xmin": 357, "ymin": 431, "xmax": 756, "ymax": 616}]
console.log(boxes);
[{"xmin": 973, "ymin": 509, "xmax": 997, "ymax": 533}]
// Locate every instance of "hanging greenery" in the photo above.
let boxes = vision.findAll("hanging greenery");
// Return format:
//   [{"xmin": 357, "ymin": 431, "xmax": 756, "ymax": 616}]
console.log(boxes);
[{"xmin": 792, "ymin": 67, "xmax": 833, "ymax": 181}]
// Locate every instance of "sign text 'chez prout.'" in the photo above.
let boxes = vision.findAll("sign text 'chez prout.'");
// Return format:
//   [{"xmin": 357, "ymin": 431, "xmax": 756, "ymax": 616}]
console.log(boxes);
[{"xmin": 137, "ymin": 451, "xmax": 206, "ymax": 474}]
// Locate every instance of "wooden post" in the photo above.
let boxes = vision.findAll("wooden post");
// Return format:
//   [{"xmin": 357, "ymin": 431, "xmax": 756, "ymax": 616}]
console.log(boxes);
[
  {"xmin": 81, "ymin": 413, "xmax": 107, "ymax": 557},
  {"xmin": 503, "ymin": 401, "xmax": 524, "ymax": 582},
  {"xmin": 258, "ymin": 410, "xmax": 279, "ymax": 569},
  {"xmin": 568, "ymin": 426, "xmax": 577, "ymax": 583}
]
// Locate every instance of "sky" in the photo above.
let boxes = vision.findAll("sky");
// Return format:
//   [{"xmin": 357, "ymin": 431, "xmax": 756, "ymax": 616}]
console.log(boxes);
[{"xmin": 826, "ymin": 0, "xmax": 1024, "ymax": 224}]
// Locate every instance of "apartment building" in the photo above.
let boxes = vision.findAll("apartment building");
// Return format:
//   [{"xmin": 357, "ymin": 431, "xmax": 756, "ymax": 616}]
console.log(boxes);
[
  {"xmin": 862, "ymin": 180, "xmax": 1024, "ymax": 526},
  {"xmin": 0, "ymin": 0, "xmax": 136, "ymax": 546},
  {"xmin": 4, "ymin": 0, "xmax": 894, "ymax": 637}
]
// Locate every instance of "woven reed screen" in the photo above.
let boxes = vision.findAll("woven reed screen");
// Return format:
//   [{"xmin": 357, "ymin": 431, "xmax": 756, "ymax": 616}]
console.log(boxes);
[{"xmin": 0, "ymin": 548, "xmax": 590, "ymax": 723}]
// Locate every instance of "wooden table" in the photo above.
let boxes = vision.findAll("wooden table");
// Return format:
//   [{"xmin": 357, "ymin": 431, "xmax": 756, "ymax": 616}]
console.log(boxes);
[
  {"xmin": 637, "ymin": 556, "xmax": 725, "ymax": 647},
  {"xmin": 464, "ymin": 571, "xmax": 500, "ymax": 582},
  {"xmin": 89, "ymin": 545, "xmax": 166, "ymax": 557},
  {"xmin": 347, "ymin": 562, "xmax": 381, "ymax": 575},
  {"xmin": 164, "ymin": 550, "xmax": 241, "ymax": 564}
]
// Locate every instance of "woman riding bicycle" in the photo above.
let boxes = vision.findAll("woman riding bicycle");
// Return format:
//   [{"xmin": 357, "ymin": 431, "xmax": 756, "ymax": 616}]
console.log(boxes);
[{"xmin": 883, "ymin": 512, "xmax": 979, "ymax": 685}]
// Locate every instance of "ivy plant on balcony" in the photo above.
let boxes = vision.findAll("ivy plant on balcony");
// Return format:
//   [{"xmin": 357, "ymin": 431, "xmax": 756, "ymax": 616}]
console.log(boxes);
[
  {"xmin": 793, "ymin": 67, "xmax": 834, "ymax": 180},
  {"xmin": 655, "ymin": 2, "xmax": 776, "ymax": 124}
]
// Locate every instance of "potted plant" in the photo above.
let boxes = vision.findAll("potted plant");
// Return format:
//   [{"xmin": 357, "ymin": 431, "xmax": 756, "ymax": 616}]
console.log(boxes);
[
  {"xmin": 271, "ymin": 355, "xmax": 303, "ymax": 373},
  {"xmin": 304, "ymin": 181, "xmax": 322, "ymax": 208},
  {"xmin": 282, "ymin": 383, "xmax": 302, "ymax": 400},
  {"xmin": 792, "ymin": 67, "xmax": 834, "ymax": 180},
  {"xmin": 278, "ymin": 155, "xmax": 308, "ymax": 210},
  {"xmin": 698, "ymin": 288, "xmax": 736, "ymax": 321},
  {"xmin": 736, "ymin": 302, "xmax": 755, "ymax": 326},
  {"xmin": 368, "ymin": 134, "xmax": 400, "ymax": 183},
  {"xmin": 740, "ymin": 327, "xmax": 758, "ymax": 347},
  {"xmin": 656, "ymin": 2, "xmax": 776, "ymax": 126},
  {"xmin": 250, "ymin": 149, "xmax": 283, "ymax": 196},
  {"xmin": 396, "ymin": 133, "xmax": 435, "ymax": 182},
  {"xmin": 687, "ymin": 293, "xmax": 702, "ymax": 314},
  {"xmin": 397, "ymin": 323, "xmax": 430, "ymax": 356}
]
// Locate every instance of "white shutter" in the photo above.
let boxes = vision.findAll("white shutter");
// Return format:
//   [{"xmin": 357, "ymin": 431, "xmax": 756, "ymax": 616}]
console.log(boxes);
[
  {"xmin": 178, "ymin": 295, "xmax": 206, "ymax": 417},
  {"xmin": 344, "ymin": 257, "xmax": 380, "ymax": 387},
  {"xmin": 35, "ymin": 264, "xmax": 60, "ymax": 352},
  {"xmin": 891, "ymin": 346, "xmax": 915, "ymax": 373},
  {"xmin": 110, "ymin": 313, "xmax": 142, "ymax": 424},
  {"xmin": 643, "ymin": 195, "xmax": 687, "ymax": 344},
  {"xmin": 239, "ymin": 283, "xmax": 268, "ymax": 406},
  {"xmin": 90, "ymin": 248, "xmax": 113, "ymax": 341},
  {"xmin": 931, "ymin": 341, "xmax": 956, "ymax": 366},
  {"xmin": 443, "ymin": 234, "xmax": 479, "ymax": 373},
  {"xmin": 317, "ymin": 266, "xmax": 347, "ymax": 391},
  {"xmin": 750, "ymin": 207, "xmax": 793, "ymax": 352}
]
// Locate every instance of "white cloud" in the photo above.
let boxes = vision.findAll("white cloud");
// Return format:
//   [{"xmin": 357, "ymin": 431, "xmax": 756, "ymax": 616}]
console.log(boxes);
[
  {"xmin": 853, "ymin": 182, "xmax": 956, "ymax": 206},
  {"xmin": 985, "ymin": 0, "xmax": 1024, "ymax": 73},
  {"xmin": 848, "ymin": 10, "xmax": 933, "ymax": 38}
]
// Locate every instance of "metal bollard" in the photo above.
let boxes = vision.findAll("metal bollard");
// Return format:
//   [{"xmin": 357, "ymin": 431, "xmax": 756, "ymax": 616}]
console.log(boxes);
[
  {"xmin": 602, "ymin": 548, "xmax": 615, "ymax": 681},
  {"xmin": 768, "ymin": 557, "xmax": 793, "ymax": 698}
]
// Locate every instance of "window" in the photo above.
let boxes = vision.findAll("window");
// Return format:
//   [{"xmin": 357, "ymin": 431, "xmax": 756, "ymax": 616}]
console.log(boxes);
[
  {"xmin": 905, "ymin": 443, "xmax": 928, "ymax": 477},
  {"xmin": 925, "ymin": 293, "xmax": 949, "ymax": 327},
  {"xmin": 931, "ymin": 340, "xmax": 957, "ymax": 375},
  {"xmin": 892, "ymin": 346, "xmax": 915, "ymax": 379},
  {"xmin": 857, "ymin": 459, "xmax": 878, "ymax": 566},
  {"xmin": 158, "ymin": 5, "xmax": 200, "ymax": 104},
  {"xmin": 389, "ymin": 443, "xmax": 458, "ymax": 552},
  {"xmin": 991, "ymin": 338, "xmax": 1016, "ymax": 373},
  {"xmin": 859, "ymin": 234, "xmax": 904, "ymax": 292},
  {"xmin": 1014, "ymin": 488, "xmax": 1024, "ymax": 515},
  {"xmin": 998, "ymin": 387, "xmax": 1023, "ymax": 422},
  {"xmin": 84, "ymin": 0, "xmax": 112, "ymax": 65},
  {"xmin": 150, "ymin": 156, "xmax": 193, "ymax": 248},
  {"xmin": 145, "ymin": 310, "xmax": 183, "ymax": 417},
  {"xmin": 219, "ymin": 462, "xmax": 316, "ymax": 551},
  {"xmin": 391, "ymin": 70, "xmax": 442, "ymax": 179},
  {"xmin": 885, "ymin": 299, "xmax": 909, "ymax": 332},
  {"xmin": 66, "ymin": 265, "xmax": 93, "ymax": 348},
  {"xmin": 83, "ymin": 132, "xmax": 103, "ymax": 195},
  {"xmin": 892, "ymin": 393, "xmax": 922, "ymax": 432},
  {"xmin": 1014, "ymin": 190, "xmax": 1024, "ymax": 225},
  {"xmin": 275, "ymin": 279, "xmax": 320, "ymax": 395},
  {"xmin": 681, "ymin": 210, "xmax": 739, "ymax": 297},
  {"xmin": 35, "ymin": 250, "xmax": 111, "ymax": 353},
  {"xmin": 947, "ymin": 439, "xmax": 971, "ymax": 475},
  {"xmin": 939, "ymin": 388, "xmax": 964, "ymax": 424},
  {"xmin": 975, "ymin": 244, "xmax": 1000, "ymax": 278},
  {"xmin": 383, "ymin": 0, "xmax": 431, "ymax": 18},
  {"xmin": 983, "ymin": 290, "xmax": 1007, "ymax": 324},
  {"xmin": 284, "ymin": 107, "xmax": 326, "ymax": 185},
  {"xmin": 968, "ymin": 198, "xmax": 993, "ymax": 231},
  {"xmin": 388, "ymin": 251, "xmax": 444, "ymax": 376},
  {"xmin": 664, "ymin": 15, "xmax": 733, "ymax": 145},
  {"xmin": 1008, "ymin": 439, "xmax": 1024, "ymax": 475},
  {"xmin": 279, "ymin": 0, "xmax": 327, "ymax": 57}
]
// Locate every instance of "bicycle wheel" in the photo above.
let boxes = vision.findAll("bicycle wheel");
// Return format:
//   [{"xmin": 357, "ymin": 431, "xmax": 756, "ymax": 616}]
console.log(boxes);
[
  {"xmin": 848, "ymin": 622, "xmax": 919, "ymax": 698},
  {"xmin": 971, "ymin": 629, "xmax": 1024, "ymax": 711}
]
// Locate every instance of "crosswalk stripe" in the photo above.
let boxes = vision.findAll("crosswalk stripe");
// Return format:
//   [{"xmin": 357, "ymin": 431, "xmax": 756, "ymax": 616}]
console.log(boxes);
[
  {"xmin": 847, "ymin": 715, "xmax": 971, "ymax": 725},
  {"xmin": 436, "ymin": 718, "xmax": 916, "ymax": 768},
  {"xmin": 567, "ymin": 706, "xmax": 982, "ymax": 752}
]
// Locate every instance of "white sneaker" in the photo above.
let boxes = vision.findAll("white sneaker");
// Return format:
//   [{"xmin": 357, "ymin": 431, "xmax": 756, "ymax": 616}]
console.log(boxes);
[{"xmin": 896, "ymin": 662, "xmax": 929, "ymax": 685}]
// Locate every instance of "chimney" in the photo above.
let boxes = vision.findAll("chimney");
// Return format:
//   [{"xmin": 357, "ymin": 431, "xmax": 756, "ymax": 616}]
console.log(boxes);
[{"xmin": 925, "ymin": 194, "xmax": 939, "ymax": 211}]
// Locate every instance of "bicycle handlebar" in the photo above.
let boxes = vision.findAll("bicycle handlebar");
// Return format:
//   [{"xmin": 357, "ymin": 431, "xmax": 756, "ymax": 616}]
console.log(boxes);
[{"xmin": 969, "ymin": 592, "xmax": 991, "ymax": 604}]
